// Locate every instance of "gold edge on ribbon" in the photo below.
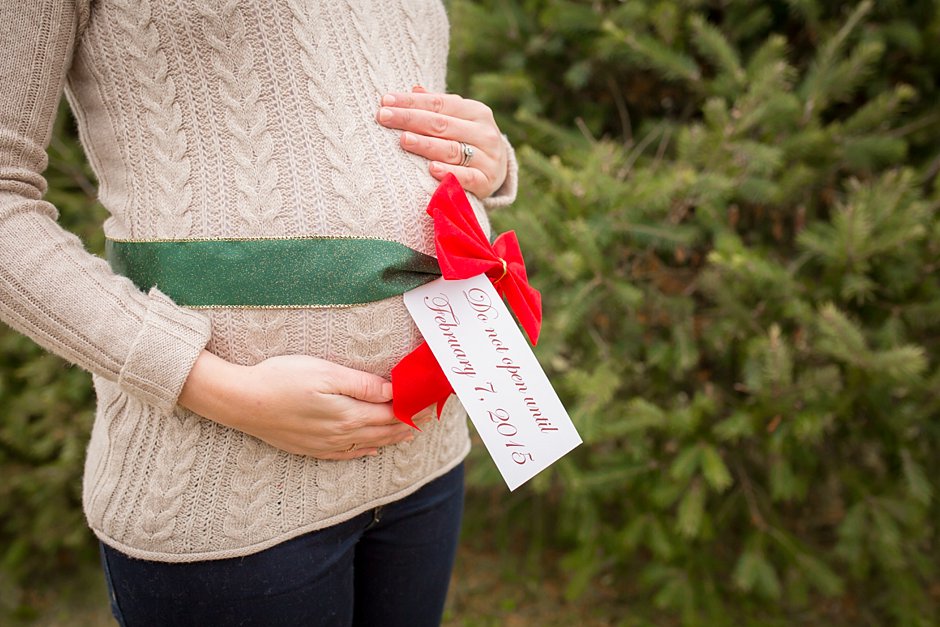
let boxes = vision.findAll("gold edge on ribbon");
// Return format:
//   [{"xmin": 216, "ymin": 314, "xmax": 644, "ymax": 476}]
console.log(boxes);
[
  {"xmin": 186, "ymin": 302, "xmax": 369, "ymax": 310},
  {"xmin": 105, "ymin": 234, "xmax": 419, "ymax": 245}
]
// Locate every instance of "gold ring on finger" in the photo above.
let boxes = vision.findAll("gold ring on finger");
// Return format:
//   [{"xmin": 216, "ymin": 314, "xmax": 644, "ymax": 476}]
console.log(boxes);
[
  {"xmin": 458, "ymin": 142, "xmax": 474, "ymax": 167},
  {"xmin": 343, "ymin": 442, "xmax": 357, "ymax": 453}
]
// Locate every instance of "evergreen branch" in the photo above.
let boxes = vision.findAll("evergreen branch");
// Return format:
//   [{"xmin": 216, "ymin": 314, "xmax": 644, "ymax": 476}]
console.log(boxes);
[
  {"xmin": 606, "ymin": 74, "xmax": 633, "ymax": 145},
  {"xmin": 733, "ymin": 458, "xmax": 768, "ymax": 532},
  {"xmin": 801, "ymin": 0, "xmax": 874, "ymax": 118},
  {"xmin": 619, "ymin": 124, "xmax": 665, "ymax": 177},
  {"xmin": 887, "ymin": 111, "xmax": 940, "ymax": 139},
  {"xmin": 786, "ymin": 0, "xmax": 822, "ymax": 29},
  {"xmin": 688, "ymin": 14, "xmax": 745, "ymax": 90},
  {"xmin": 601, "ymin": 20, "xmax": 702, "ymax": 84},
  {"xmin": 842, "ymin": 84, "xmax": 916, "ymax": 135}
]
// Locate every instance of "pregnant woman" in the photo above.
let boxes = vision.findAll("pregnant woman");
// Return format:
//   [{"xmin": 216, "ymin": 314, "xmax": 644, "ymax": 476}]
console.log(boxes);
[{"xmin": 0, "ymin": 1, "xmax": 517, "ymax": 625}]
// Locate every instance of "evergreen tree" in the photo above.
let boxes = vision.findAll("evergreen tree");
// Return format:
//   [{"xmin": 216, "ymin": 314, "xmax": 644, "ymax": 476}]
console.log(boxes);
[{"xmin": 450, "ymin": 1, "xmax": 940, "ymax": 624}]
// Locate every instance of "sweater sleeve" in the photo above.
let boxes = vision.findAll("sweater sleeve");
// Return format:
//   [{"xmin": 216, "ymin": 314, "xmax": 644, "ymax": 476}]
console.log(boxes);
[{"xmin": 0, "ymin": 0, "xmax": 211, "ymax": 413}]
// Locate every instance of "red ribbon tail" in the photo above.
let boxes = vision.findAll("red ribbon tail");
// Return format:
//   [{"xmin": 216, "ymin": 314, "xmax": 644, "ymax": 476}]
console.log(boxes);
[
  {"xmin": 492, "ymin": 232, "xmax": 543, "ymax": 345},
  {"xmin": 498, "ymin": 276, "xmax": 543, "ymax": 345},
  {"xmin": 391, "ymin": 341, "xmax": 454, "ymax": 429}
]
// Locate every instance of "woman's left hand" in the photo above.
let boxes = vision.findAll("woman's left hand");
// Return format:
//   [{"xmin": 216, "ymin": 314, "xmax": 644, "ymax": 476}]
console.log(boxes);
[{"xmin": 376, "ymin": 86, "xmax": 508, "ymax": 199}]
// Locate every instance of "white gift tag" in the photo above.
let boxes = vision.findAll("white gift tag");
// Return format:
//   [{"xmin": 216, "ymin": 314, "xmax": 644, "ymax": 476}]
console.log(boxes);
[{"xmin": 404, "ymin": 274, "xmax": 582, "ymax": 490}]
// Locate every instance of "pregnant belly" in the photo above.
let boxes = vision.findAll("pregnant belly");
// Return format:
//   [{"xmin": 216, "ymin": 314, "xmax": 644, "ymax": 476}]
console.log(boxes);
[{"xmin": 203, "ymin": 298, "xmax": 423, "ymax": 378}]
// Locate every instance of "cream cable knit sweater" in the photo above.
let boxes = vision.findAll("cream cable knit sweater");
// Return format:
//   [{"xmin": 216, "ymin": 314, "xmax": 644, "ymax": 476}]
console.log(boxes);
[{"xmin": 0, "ymin": 0, "xmax": 518, "ymax": 562}]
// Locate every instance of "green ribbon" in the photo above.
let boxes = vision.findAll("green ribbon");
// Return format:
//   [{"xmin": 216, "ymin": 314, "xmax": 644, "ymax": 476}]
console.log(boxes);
[{"xmin": 106, "ymin": 237, "xmax": 441, "ymax": 309}]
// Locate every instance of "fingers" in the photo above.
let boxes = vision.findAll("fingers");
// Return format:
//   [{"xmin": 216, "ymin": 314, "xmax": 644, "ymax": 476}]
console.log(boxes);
[
  {"xmin": 380, "ymin": 89, "xmax": 494, "ymax": 123},
  {"xmin": 271, "ymin": 407, "xmax": 434, "ymax": 460},
  {"xmin": 318, "ymin": 446, "xmax": 380, "ymax": 461},
  {"xmin": 317, "ymin": 419, "xmax": 424, "ymax": 461},
  {"xmin": 376, "ymin": 86, "xmax": 507, "ymax": 198},
  {"xmin": 236, "ymin": 354, "xmax": 437, "ymax": 461},
  {"xmin": 323, "ymin": 363, "xmax": 393, "ymax": 403},
  {"xmin": 400, "ymin": 132, "xmax": 493, "ymax": 171},
  {"xmin": 412, "ymin": 406, "xmax": 436, "ymax": 427},
  {"xmin": 428, "ymin": 161, "xmax": 494, "ymax": 199},
  {"xmin": 319, "ymin": 402, "xmax": 436, "ymax": 453},
  {"xmin": 377, "ymin": 105, "xmax": 498, "ymax": 149},
  {"xmin": 353, "ymin": 423, "xmax": 416, "ymax": 448}
]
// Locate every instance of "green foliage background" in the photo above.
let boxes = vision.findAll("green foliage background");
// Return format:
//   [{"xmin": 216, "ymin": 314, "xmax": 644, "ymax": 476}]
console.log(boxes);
[{"xmin": 3, "ymin": 1, "xmax": 940, "ymax": 624}]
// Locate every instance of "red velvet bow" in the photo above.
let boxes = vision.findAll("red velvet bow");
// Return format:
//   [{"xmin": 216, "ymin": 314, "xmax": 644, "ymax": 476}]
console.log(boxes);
[{"xmin": 391, "ymin": 174, "xmax": 542, "ymax": 427}]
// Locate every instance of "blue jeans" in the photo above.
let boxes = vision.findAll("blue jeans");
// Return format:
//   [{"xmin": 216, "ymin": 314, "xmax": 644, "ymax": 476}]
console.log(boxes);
[{"xmin": 100, "ymin": 463, "xmax": 464, "ymax": 626}]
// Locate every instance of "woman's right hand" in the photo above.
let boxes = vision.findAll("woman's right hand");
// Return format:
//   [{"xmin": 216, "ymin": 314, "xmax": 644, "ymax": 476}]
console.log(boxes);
[{"xmin": 179, "ymin": 351, "xmax": 420, "ymax": 460}]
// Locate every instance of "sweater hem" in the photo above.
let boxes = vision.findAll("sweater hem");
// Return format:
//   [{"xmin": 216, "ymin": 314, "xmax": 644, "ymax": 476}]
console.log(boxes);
[{"xmin": 91, "ymin": 439, "xmax": 471, "ymax": 563}]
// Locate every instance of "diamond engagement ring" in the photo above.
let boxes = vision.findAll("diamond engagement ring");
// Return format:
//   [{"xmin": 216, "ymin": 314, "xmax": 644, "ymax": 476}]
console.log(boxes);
[{"xmin": 458, "ymin": 142, "xmax": 474, "ymax": 167}]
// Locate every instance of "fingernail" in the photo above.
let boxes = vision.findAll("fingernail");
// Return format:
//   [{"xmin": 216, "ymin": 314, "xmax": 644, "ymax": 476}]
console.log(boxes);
[
  {"xmin": 382, "ymin": 382, "xmax": 393, "ymax": 399},
  {"xmin": 378, "ymin": 108, "xmax": 392, "ymax": 122},
  {"xmin": 382, "ymin": 94, "xmax": 396, "ymax": 106},
  {"xmin": 402, "ymin": 131, "xmax": 416, "ymax": 146},
  {"xmin": 405, "ymin": 435, "xmax": 415, "ymax": 442},
  {"xmin": 430, "ymin": 162, "xmax": 443, "ymax": 173}
]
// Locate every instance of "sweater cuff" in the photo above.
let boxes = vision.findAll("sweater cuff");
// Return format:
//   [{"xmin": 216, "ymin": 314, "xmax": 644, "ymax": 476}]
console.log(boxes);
[
  {"xmin": 118, "ymin": 288, "xmax": 211, "ymax": 413},
  {"xmin": 482, "ymin": 134, "xmax": 519, "ymax": 210}
]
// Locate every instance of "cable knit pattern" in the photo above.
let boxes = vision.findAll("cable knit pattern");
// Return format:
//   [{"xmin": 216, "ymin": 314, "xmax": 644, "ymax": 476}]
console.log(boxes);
[
  {"xmin": 136, "ymin": 410, "xmax": 201, "ymax": 544},
  {"xmin": 223, "ymin": 434, "xmax": 281, "ymax": 543},
  {"xmin": 111, "ymin": 0, "xmax": 193, "ymax": 239},
  {"xmin": 344, "ymin": 300, "xmax": 398, "ymax": 380},
  {"xmin": 345, "ymin": 0, "xmax": 394, "ymax": 96},
  {"xmin": 400, "ymin": 1, "xmax": 436, "ymax": 90},
  {"xmin": 0, "ymin": 0, "xmax": 516, "ymax": 562},
  {"xmin": 244, "ymin": 311, "xmax": 290, "ymax": 364},
  {"xmin": 287, "ymin": 0, "xmax": 377, "ymax": 236},
  {"xmin": 200, "ymin": 0, "xmax": 284, "ymax": 235},
  {"xmin": 314, "ymin": 457, "xmax": 363, "ymax": 517}
]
